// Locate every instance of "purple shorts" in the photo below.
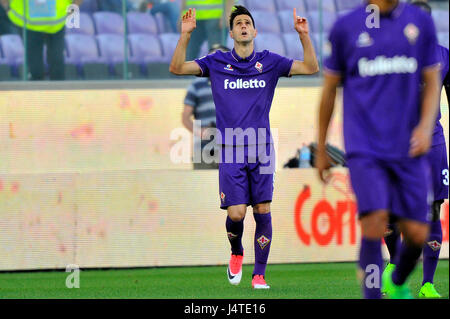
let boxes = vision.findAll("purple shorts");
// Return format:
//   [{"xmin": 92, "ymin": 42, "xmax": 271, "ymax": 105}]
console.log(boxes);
[
  {"xmin": 426, "ymin": 143, "xmax": 449, "ymax": 201},
  {"xmin": 347, "ymin": 154, "xmax": 432, "ymax": 223},
  {"xmin": 218, "ymin": 144, "xmax": 275, "ymax": 210}
]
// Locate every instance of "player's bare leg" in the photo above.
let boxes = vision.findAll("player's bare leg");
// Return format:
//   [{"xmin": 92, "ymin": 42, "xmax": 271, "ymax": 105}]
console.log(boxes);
[
  {"xmin": 252, "ymin": 202, "xmax": 271, "ymax": 289},
  {"xmin": 358, "ymin": 209, "xmax": 389, "ymax": 299},
  {"xmin": 226, "ymin": 204, "xmax": 246, "ymax": 285}
]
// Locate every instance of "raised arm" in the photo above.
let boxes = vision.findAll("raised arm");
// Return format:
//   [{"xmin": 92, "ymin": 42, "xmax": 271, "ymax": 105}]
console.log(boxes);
[
  {"xmin": 316, "ymin": 72, "xmax": 341, "ymax": 183},
  {"xmin": 289, "ymin": 8, "xmax": 319, "ymax": 75},
  {"xmin": 169, "ymin": 8, "xmax": 202, "ymax": 76}
]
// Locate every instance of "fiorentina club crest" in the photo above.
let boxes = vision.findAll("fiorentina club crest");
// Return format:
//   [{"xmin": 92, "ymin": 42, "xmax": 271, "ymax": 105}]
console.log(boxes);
[
  {"xmin": 427, "ymin": 240, "xmax": 441, "ymax": 252},
  {"xmin": 220, "ymin": 192, "xmax": 226, "ymax": 202},
  {"xmin": 404, "ymin": 23, "xmax": 419, "ymax": 45},
  {"xmin": 257, "ymin": 235, "xmax": 271, "ymax": 250},
  {"xmin": 255, "ymin": 61, "xmax": 263, "ymax": 73}
]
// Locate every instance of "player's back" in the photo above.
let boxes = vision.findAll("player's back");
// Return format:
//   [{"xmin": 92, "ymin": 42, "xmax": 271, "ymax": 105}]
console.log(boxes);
[{"xmin": 325, "ymin": 3, "xmax": 439, "ymax": 159}]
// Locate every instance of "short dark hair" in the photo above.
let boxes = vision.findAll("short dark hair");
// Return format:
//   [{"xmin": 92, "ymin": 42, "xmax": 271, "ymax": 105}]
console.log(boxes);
[
  {"xmin": 411, "ymin": 1, "xmax": 432, "ymax": 14},
  {"xmin": 229, "ymin": 5, "xmax": 255, "ymax": 30}
]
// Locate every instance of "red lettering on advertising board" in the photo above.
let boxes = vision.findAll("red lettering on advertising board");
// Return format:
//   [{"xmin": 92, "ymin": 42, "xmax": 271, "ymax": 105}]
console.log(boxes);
[
  {"xmin": 442, "ymin": 201, "xmax": 449, "ymax": 242},
  {"xmin": 294, "ymin": 185, "xmax": 357, "ymax": 246}
]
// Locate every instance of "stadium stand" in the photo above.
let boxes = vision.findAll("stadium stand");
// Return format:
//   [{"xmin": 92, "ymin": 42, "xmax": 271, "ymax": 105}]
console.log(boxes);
[
  {"xmin": 246, "ymin": 0, "xmax": 276, "ymax": 12},
  {"xmin": 0, "ymin": 0, "xmax": 448, "ymax": 80},
  {"xmin": 254, "ymin": 32, "xmax": 286, "ymax": 56},
  {"xmin": 127, "ymin": 11, "xmax": 159, "ymax": 35},
  {"xmin": 250, "ymin": 11, "xmax": 281, "ymax": 33},
  {"xmin": 276, "ymin": 0, "xmax": 306, "ymax": 12}
]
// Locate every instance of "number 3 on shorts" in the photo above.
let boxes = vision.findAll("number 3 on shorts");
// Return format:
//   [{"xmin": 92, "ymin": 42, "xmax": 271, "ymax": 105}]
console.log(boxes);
[{"xmin": 443, "ymin": 169, "xmax": 449, "ymax": 186}]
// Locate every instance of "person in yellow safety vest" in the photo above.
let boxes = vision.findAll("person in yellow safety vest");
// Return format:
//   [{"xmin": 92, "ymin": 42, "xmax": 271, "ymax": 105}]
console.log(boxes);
[
  {"xmin": 181, "ymin": 0, "xmax": 234, "ymax": 61},
  {"xmin": 0, "ymin": 0, "xmax": 83, "ymax": 80}
]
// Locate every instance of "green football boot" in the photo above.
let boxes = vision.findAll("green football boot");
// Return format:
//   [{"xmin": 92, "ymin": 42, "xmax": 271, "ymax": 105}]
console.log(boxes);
[
  {"xmin": 381, "ymin": 263, "xmax": 396, "ymax": 295},
  {"xmin": 419, "ymin": 282, "xmax": 441, "ymax": 298},
  {"xmin": 382, "ymin": 264, "xmax": 414, "ymax": 299}
]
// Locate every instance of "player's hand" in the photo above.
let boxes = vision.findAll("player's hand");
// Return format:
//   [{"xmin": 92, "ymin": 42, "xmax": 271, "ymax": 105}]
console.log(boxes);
[
  {"xmin": 293, "ymin": 8, "xmax": 309, "ymax": 36},
  {"xmin": 181, "ymin": 8, "xmax": 196, "ymax": 34},
  {"xmin": 409, "ymin": 125, "xmax": 432, "ymax": 157},
  {"xmin": 315, "ymin": 147, "xmax": 332, "ymax": 183}
]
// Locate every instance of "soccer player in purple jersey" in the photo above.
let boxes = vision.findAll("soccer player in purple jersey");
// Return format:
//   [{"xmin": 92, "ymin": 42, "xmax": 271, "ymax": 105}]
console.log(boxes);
[
  {"xmin": 316, "ymin": 0, "xmax": 442, "ymax": 299},
  {"xmin": 382, "ymin": 0, "xmax": 449, "ymax": 299},
  {"xmin": 170, "ymin": 5, "xmax": 319, "ymax": 289}
]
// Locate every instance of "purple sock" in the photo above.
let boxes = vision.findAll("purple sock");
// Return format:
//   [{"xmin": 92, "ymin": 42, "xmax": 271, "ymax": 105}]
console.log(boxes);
[
  {"xmin": 392, "ymin": 241, "xmax": 422, "ymax": 286},
  {"xmin": 253, "ymin": 212, "xmax": 272, "ymax": 276},
  {"xmin": 226, "ymin": 216, "xmax": 244, "ymax": 255},
  {"xmin": 359, "ymin": 237, "xmax": 383, "ymax": 299},
  {"xmin": 384, "ymin": 223, "xmax": 401, "ymax": 264},
  {"xmin": 422, "ymin": 220, "xmax": 442, "ymax": 285}
]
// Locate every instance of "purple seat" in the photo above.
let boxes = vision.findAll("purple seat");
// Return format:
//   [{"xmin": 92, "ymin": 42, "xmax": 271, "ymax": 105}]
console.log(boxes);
[
  {"xmin": 279, "ymin": 10, "xmax": 295, "ymax": 33},
  {"xmin": 79, "ymin": 0, "xmax": 99, "ymax": 12},
  {"xmin": 251, "ymin": 11, "xmax": 280, "ymax": 33},
  {"xmin": 0, "ymin": 34, "xmax": 24, "ymax": 65},
  {"xmin": 128, "ymin": 34, "xmax": 165, "ymax": 63},
  {"xmin": 432, "ymin": 10, "xmax": 449, "ymax": 33},
  {"xmin": 198, "ymin": 41, "xmax": 208, "ymax": 58},
  {"xmin": 304, "ymin": 0, "xmax": 335, "ymax": 12},
  {"xmin": 66, "ymin": 12, "xmax": 95, "ymax": 35},
  {"xmin": 254, "ymin": 33, "xmax": 286, "ymax": 56},
  {"xmin": 154, "ymin": 12, "xmax": 172, "ymax": 34},
  {"xmin": 245, "ymin": 0, "xmax": 276, "ymax": 12},
  {"xmin": 226, "ymin": 37, "xmax": 234, "ymax": 51},
  {"xmin": 159, "ymin": 33, "xmax": 180, "ymax": 62},
  {"xmin": 335, "ymin": 0, "xmax": 363, "ymax": 11},
  {"xmin": 93, "ymin": 12, "xmax": 124, "ymax": 35},
  {"xmin": 438, "ymin": 32, "xmax": 449, "ymax": 49},
  {"xmin": 277, "ymin": 0, "xmax": 306, "ymax": 12},
  {"xmin": 307, "ymin": 11, "xmax": 336, "ymax": 34},
  {"xmin": 282, "ymin": 33, "xmax": 304, "ymax": 60},
  {"xmin": 127, "ymin": 12, "xmax": 158, "ymax": 35},
  {"xmin": 96, "ymin": 34, "xmax": 130, "ymax": 64},
  {"xmin": 65, "ymin": 34, "xmax": 104, "ymax": 64},
  {"xmin": 312, "ymin": 32, "xmax": 329, "ymax": 57}
]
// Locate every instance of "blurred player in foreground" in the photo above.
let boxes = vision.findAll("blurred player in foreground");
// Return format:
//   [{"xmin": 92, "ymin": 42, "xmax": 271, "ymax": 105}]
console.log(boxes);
[
  {"xmin": 316, "ymin": 0, "xmax": 441, "ymax": 298},
  {"xmin": 382, "ymin": 0, "xmax": 449, "ymax": 298},
  {"xmin": 169, "ymin": 5, "xmax": 318, "ymax": 289}
]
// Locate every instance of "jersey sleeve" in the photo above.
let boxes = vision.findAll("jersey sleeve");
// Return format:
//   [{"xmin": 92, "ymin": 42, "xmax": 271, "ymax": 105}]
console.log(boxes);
[
  {"xmin": 419, "ymin": 13, "xmax": 440, "ymax": 70},
  {"xmin": 271, "ymin": 52, "xmax": 294, "ymax": 78},
  {"xmin": 194, "ymin": 53, "xmax": 214, "ymax": 77},
  {"xmin": 323, "ymin": 20, "xmax": 346, "ymax": 75}
]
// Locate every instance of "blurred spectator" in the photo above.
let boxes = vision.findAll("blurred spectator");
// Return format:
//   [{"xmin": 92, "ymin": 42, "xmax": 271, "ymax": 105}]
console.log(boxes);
[
  {"xmin": 98, "ymin": 0, "xmax": 132, "ymax": 13},
  {"xmin": 145, "ymin": 0, "xmax": 179, "ymax": 33},
  {"xmin": 182, "ymin": 0, "xmax": 234, "ymax": 61},
  {"xmin": 182, "ymin": 44, "xmax": 230, "ymax": 169},
  {"xmin": 2, "ymin": 0, "xmax": 83, "ymax": 80},
  {"xmin": 0, "ymin": 1, "xmax": 18, "ymax": 34}
]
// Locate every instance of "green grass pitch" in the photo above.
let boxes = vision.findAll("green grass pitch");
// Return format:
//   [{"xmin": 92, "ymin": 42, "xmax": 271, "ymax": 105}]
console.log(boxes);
[{"xmin": 0, "ymin": 261, "xmax": 448, "ymax": 299}]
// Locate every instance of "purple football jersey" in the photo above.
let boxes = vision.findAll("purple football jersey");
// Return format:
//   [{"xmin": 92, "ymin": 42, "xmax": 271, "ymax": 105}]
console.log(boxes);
[
  {"xmin": 432, "ymin": 45, "xmax": 449, "ymax": 146},
  {"xmin": 195, "ymin": 49, "xmax": 293, "ymax": 145},
  {"xmin": 324, "ymin": 2, "xmax": 440, "ymax": 159}
]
